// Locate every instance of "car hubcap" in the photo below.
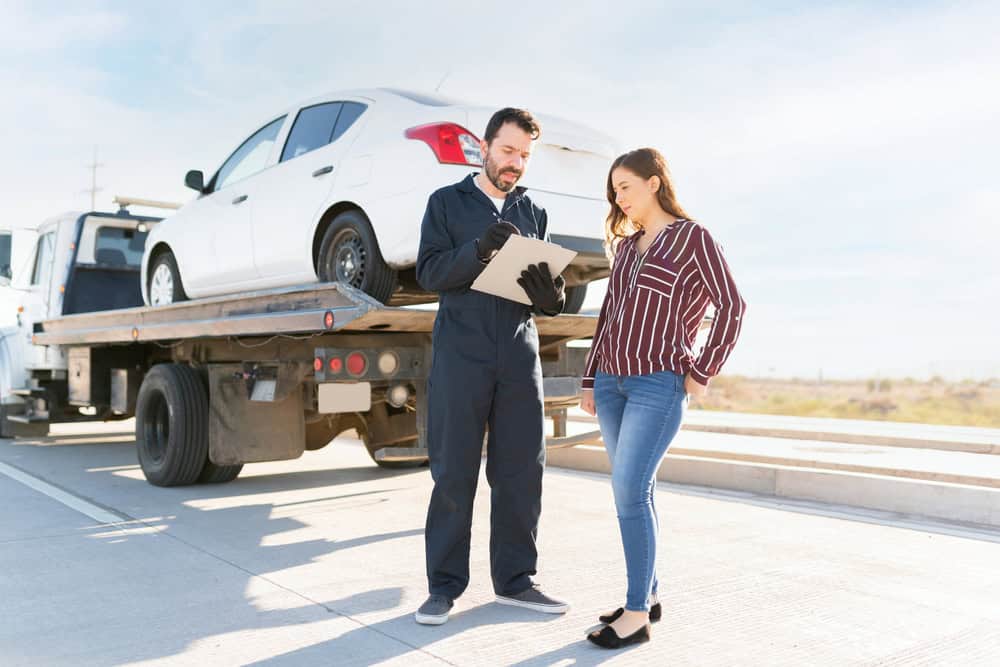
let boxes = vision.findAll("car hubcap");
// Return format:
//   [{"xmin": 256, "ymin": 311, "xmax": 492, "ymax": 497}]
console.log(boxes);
[
  {"xmin": 331, "ymin": 230, "xmax": 367, "ymax": 287},
  {"xmin": 150, "ymin": 263, "xmax": 174, "ymax": 306}
]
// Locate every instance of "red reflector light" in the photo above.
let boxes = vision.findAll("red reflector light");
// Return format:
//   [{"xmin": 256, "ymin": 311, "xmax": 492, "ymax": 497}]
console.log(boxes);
[
  {"xmin": 313, "ymin": 357, "xmax": 323, "ymax": 372},
  {"xmin": 346, "ymin": 352, "xmax": 367, "ymax": 376},
  {"xmin": 328, "ymin": 357, "xmax": 343, "ymax": 373},
  {"xmin": 405, "ymin": 123, "xmax": 482, "ymax": 166},
  {"xmin": 324, "ymin": 311, "xmax": 335, "ymax": 329}
]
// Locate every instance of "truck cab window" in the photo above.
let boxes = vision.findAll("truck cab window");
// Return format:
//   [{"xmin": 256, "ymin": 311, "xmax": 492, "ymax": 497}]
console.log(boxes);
[
  {"xmin": 30, "ymin": 232, "xmax": 55, "ymax": 286},
  {"xmin": 0, "ymin": 232, "xmax": 11, "ymax": 280},
  {"xmin": 95, "ymin": 227, "xmax": 147, "ymax": 268}
]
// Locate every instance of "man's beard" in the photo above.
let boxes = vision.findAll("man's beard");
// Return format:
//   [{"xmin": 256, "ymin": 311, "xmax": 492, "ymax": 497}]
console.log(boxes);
[{"xmin": 484, "ymin": 153, "xmax": 522, "ymax": 193}]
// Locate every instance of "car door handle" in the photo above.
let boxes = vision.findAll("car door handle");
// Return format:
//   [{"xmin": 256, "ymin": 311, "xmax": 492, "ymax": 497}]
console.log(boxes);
[
  {"xmin": 232, "ymin": 194, "xmax": 248, "ymax": 205},
  {"xmin": 312, "ymin": 165, "xmax": 334, "ymax": 177}
]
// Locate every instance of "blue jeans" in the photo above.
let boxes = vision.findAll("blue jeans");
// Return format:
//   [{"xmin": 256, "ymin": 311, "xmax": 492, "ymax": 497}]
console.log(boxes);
[{"xmin": 594, "ymin": 370, "xmax": 687, "ymax": 611}]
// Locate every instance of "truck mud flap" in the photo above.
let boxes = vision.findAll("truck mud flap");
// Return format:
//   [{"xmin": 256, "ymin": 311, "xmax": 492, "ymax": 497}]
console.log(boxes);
[{"xmin": 207, "ymin": 363, "xmax": 307, "ymax": 465}]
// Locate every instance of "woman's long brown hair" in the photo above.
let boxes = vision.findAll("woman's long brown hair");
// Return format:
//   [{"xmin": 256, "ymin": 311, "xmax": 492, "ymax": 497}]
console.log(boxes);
[{"xmin": 605, "ymin": 148, "xmax": 691, "ymax": 259}]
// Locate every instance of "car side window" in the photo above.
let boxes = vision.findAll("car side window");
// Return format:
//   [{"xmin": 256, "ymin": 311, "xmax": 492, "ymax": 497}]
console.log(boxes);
[
  {"xmin": 214, "ymin": 116, "xmax": 286, "ymax": 191},
  {"xmin": 31, "ymin": 232, "xmax": 55, "ymax": 286},
  {"xmin": 331, "ymin": 102, "xmax": 367, "ymax": 142},
  {"xmin": 281, "ymin": 102, "xmax": 343, "ymax": 162}
]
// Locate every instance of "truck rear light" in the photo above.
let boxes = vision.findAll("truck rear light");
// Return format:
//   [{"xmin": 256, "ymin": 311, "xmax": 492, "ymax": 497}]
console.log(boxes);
[
  {"xmin": 323, "ymin": 311, "xmax": 335, "ymax": 329},
  {"xmin": 387, "ymin": 384, "xmax": 410, "ymax": 408},
  {"xmin": 313, "ymin": 357, "xmax": 323, "ymax": 372},
  {"xmin": 328, "ymin": 357, "xmax": 343, "ymax": 374},
  {"xmin": 346, "ymin": 352, "xmax": 367, "ymax": 376},
  {"xmin": 405, "ymin": 123, "xmax": 482, "ymax": 166},
  {"xmin": 377, "ymin": 351, "xmax": 399, "ymax": 376}
]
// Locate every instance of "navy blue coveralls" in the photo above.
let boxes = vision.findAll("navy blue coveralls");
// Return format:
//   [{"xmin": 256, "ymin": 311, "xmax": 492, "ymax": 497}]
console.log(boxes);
[{"xmin": 416, "ymin": 173, "xmax": 557, "ymax": 599}]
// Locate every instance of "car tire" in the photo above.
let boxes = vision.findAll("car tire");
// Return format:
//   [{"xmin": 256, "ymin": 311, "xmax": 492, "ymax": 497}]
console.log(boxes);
[
  {"xmin": 148, "ymin": 250, "xmax": 188, "ymax": 306},
  {"xmin": 563, "ymin": 283, "xmax": 588, "ymax": 314},
  {"xmin": 135, "ymin": 364, "xmax": 209, "ymax": 487},
  {"xmin": 317, "ymin": 210, "xmax": 397, "ymax": 304}
]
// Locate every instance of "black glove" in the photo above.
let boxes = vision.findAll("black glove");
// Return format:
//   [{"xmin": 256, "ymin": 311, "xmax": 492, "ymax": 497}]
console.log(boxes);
[
  {"xmin": 517, "ymin": 262, "xmax": 566, "ymax": 316},
  {"xmin": 477, "ymin": 221, "xmax": 521, "ymax": 261}
]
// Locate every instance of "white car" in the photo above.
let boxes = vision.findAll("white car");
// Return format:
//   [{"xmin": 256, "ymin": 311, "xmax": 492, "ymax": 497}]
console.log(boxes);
[{"xmin": 142, "ymin": 88, "xmax": 617, "ymax": 312}]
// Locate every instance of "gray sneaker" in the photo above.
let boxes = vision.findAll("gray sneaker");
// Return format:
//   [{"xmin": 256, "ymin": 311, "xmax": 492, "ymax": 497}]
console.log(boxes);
[
  {"xmin": 496, "ymin": 585, "xmax": 569, "ymax": 614},
  {"xmin": 414, "ymin": 594, "xmax": 453, "ymax": 625}
]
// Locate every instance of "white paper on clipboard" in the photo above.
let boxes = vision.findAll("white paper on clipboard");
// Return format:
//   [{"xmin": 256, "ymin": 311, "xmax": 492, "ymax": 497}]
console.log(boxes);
[{"xmin": 471, "ymin": 235, "xmax": 577, "ymax": 305}]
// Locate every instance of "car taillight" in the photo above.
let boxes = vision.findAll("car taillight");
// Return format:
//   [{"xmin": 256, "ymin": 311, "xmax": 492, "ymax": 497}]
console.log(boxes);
[
  {"xmin": 346, "ymin": 352, "xmax": 367, "ymax": 376},
  {"xmin": 405, "ymin": 123, "xmax": 482, "ymax": 166},
  {"xmin": 329, "ymin": 357, "xmax": 343, "ymax": 374}
]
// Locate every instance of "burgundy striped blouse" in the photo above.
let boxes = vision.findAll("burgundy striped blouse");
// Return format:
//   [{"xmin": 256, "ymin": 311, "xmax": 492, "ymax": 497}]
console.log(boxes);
[{"xmin": 582, "ymin": 219, "xmax": 746, "ymax": 389}]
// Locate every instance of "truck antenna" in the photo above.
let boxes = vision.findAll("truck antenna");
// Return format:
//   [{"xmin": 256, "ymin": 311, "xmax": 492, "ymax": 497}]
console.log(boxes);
[{"xmin": 84, "ymin": 145, "xmax": 104, "ymax": 211}]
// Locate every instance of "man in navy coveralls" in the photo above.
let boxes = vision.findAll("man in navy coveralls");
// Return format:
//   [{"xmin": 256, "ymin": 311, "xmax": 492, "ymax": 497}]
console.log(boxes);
[{"xmin": 413, "ymin": 108, "xmax": 569, "ymax": 625}]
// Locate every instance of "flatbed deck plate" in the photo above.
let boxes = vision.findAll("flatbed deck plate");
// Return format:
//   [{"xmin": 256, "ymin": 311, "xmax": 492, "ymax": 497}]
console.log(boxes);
[{"xmin": 33, "ymin": 282, "xmax": 597, "ymax": 346}]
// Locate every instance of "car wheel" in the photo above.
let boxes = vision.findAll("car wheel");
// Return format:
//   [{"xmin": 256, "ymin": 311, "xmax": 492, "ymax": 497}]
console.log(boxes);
[
  {"xmin": 563, "ymin": 283, "xmax": 588, "ymax": 314},
  {"xmin": 148, "ymin": 251, "xmax": 188, "ymax": 306},
  {"xmin": 318, "ymin": 210, "xmax": 397, "ymax": 304}
]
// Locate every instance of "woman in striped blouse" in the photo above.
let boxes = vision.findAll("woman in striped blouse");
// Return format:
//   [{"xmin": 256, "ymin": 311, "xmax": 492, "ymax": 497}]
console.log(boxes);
[{"xmin": 582, "ymin": 148, "xmax": 746, "ymax": 649}]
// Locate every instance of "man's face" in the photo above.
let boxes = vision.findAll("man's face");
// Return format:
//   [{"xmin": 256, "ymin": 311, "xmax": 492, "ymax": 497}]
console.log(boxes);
[{"xmin": 480, "ymin": 122, "xmax": 534, "ymax": 193}]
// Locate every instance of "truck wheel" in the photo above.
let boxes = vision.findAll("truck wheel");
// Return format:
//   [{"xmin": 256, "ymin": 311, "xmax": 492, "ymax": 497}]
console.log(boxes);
[
  {"xmin": 563, "ymin": 283, "xmax": 588, "ymax": 314},
  {"xmin": 318, "ymin": 210, "xmax": 397, "ymax": 304},
  {"xmin": 135, "ymin": 364, "xmax": 209, "ymax": 486},
  {"xmin": 198, "ymin": 461, "xmax": 243, "ymax": 484},
  {"xmin": 148, "ymin": 251, "xmax": 188, "ymax": 306}
]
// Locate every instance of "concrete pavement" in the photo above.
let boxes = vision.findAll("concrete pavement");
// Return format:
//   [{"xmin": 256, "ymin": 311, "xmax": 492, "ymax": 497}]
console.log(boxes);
[{"xmin": 2, "ymin": 422, "xmax": 999, "ymax": 665}]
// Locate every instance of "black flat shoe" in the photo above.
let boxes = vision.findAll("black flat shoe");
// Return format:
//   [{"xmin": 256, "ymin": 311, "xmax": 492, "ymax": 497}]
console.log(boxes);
[
  {"xmin": 598, "ymin": 602, "xmax": 662, "ymax": 625},
  {"xmin": 587, "ymin": 623, "xmax": 651, "ymax": 649}
]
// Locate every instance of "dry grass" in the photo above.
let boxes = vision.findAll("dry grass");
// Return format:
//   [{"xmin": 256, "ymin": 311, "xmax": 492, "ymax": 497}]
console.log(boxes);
[{"xmin": 694, "ymin": 376, "xmax": 1000, "ymax": 428}]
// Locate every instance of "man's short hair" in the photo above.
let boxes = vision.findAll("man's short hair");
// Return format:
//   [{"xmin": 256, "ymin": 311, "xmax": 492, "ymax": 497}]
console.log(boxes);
[{"xmin": 483, "ymin": 108, "xmax": 541, "ymax": 144}]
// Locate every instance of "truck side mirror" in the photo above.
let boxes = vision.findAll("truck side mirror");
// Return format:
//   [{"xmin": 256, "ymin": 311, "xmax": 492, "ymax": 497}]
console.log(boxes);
[{"xmin": 184, "ymin": 170, "xmax": 206, "ymax": 193}]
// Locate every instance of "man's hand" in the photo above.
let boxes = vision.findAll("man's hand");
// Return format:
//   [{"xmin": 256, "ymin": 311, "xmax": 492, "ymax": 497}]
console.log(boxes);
[
  {"xmin": 477, "ymin": 221, "xmax": 521, "ymax": 261},
  {"xmin": 580, "ymin": 389, "xmax": 596, "ymax": 416},
  {"xmin": 685, "ymin": 374, "xmax": 708, "ymax": 398},
  {"xmin": 517, "ymin": 262, "xmax": 565, "ymax": 315}
]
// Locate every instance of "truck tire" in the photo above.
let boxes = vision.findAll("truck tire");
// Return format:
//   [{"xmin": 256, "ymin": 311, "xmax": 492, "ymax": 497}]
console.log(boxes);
[
  {"xmin": 563, "ymin": 283, "xmax": 588, "ymax": 314},
  {"xmin": 148, "ymin": 250, "xmax": 188, "ymax": 306},
  {"xmin": 318, "ymin": 210, "xmax": 397, "ymax": 304},
  {"xmin": 135, "ymin": 364, "xmax": 209, "ymax": 486},
  {"xmin": 198, "ymin": 460, "xmax": 243, "ymax": 484}
]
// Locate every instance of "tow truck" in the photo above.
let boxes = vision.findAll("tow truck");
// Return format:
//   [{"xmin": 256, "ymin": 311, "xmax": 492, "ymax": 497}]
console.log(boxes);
[{"xmin": 0, "ymin": 198, "xmax": 599, "ymax": 485}]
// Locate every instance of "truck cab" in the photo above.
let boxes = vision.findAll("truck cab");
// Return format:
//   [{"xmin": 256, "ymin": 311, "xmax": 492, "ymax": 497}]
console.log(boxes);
[{"xmin": 1, "ymin": 209, "xmax": 160, "ymax": 435}]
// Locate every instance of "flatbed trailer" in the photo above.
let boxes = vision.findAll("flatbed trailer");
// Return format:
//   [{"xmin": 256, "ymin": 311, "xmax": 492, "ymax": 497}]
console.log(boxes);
[{"xmin": 25, "ymin": 281, "xmax": 600, "ymax": 485}]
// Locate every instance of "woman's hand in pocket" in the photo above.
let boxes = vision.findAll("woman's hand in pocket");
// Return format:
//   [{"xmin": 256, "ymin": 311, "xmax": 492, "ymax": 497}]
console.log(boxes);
[
  {"xmin": 580, "ymin": 389, "xmax": 596, "ymax": 416},
  {"xmin": 685, "ymin": 374, "xmax": 708, "ymax": 398}
]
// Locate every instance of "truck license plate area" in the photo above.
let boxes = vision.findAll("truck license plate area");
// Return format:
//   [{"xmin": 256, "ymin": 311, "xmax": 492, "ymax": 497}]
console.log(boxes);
[{"xmin": 318, "ymin": 382, "xmax": 371, "ymax": 414}]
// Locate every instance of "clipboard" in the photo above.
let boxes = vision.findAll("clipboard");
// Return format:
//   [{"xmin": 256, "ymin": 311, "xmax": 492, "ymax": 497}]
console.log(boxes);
[{"xmin": 471, "ymin": 235, "xmax": 577, "ymax": 305}]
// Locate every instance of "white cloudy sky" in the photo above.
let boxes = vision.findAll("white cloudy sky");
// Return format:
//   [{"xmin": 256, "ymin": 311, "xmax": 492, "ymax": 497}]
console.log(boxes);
[{"xmin": 2, "ymin": 0, "xmax": 997, "ymax": 380}]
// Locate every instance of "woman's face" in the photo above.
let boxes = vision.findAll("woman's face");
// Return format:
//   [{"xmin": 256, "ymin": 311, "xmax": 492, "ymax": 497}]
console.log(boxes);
[{"xmin": 610, "ymin": 167, "xmax": 659, "ymax": 224}]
